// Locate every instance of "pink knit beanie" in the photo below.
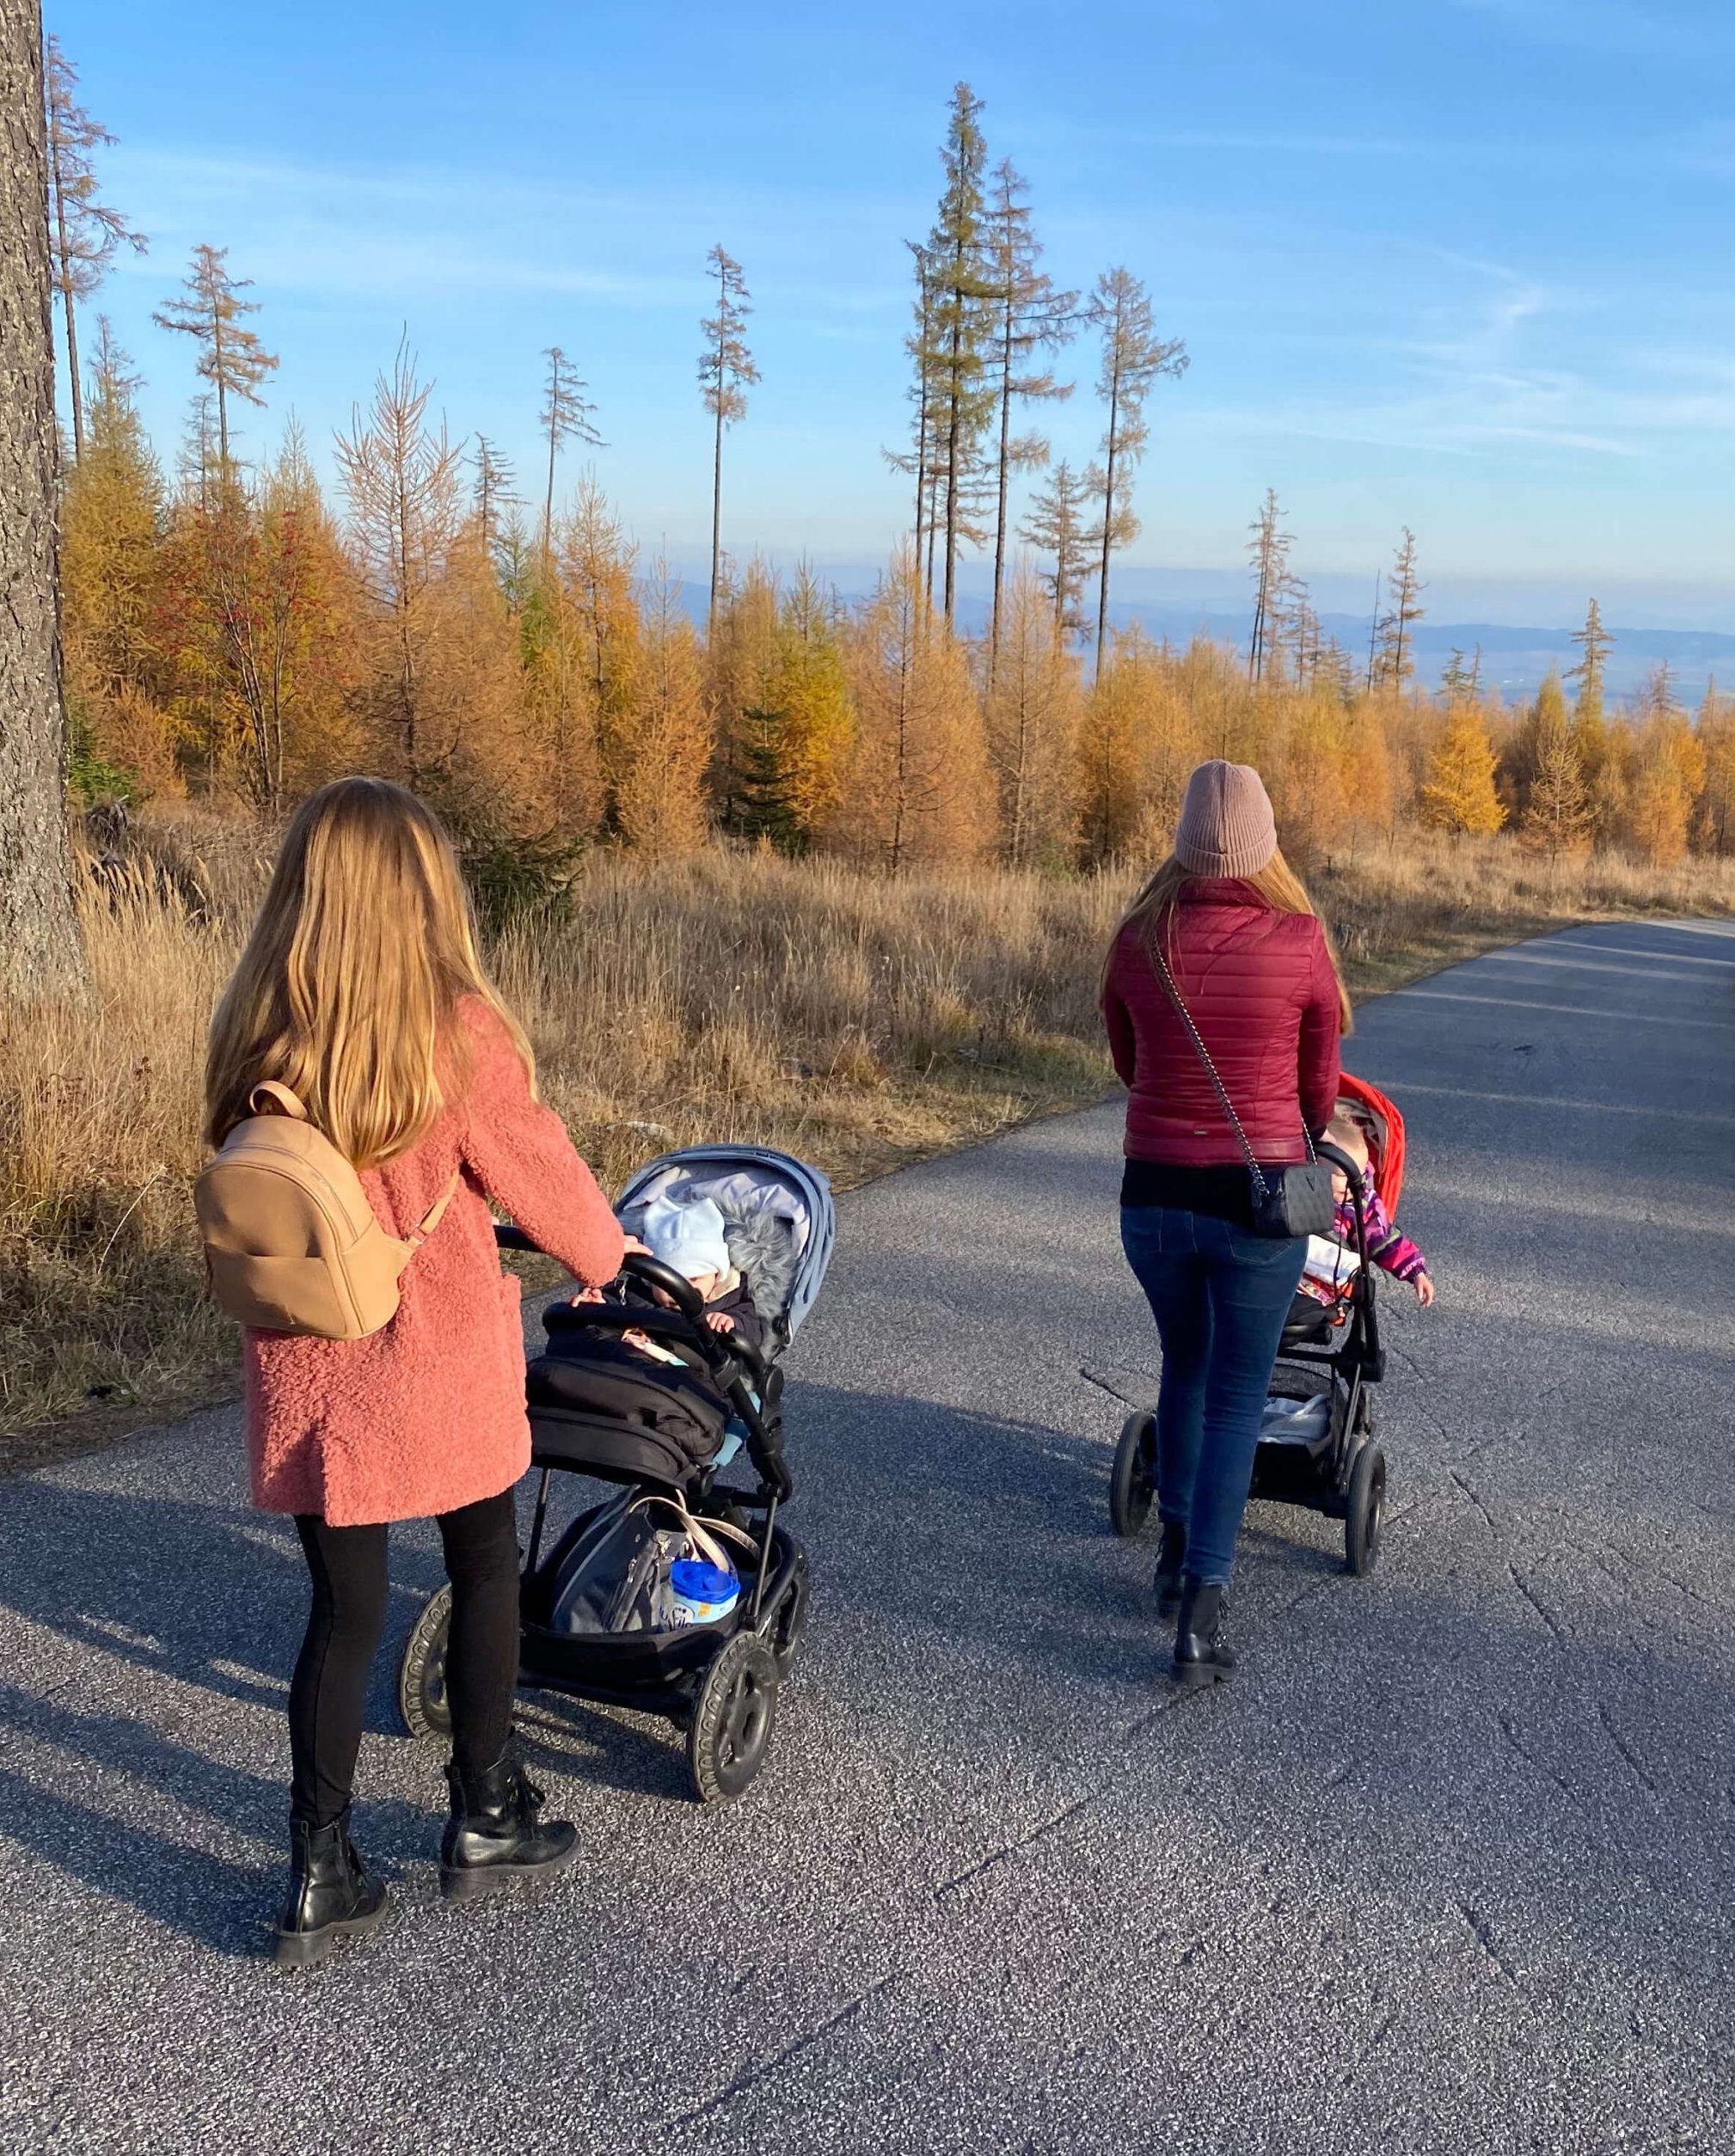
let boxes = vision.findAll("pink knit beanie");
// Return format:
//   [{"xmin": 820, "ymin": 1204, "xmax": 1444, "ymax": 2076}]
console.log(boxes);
[{"xmin": 1173, "ymin": 760, "xmax": 1278, "ymax": 879}]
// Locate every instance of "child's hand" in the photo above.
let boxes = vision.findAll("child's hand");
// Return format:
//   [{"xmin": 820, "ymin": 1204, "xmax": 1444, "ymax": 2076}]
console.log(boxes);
[
  {"xmin": 704, "ymin": 1311, "xmax": 736, "ymax": 1334},
  {"xmin": 1414, "ymin": 1273, "xmax": 1436, "ymax": 1308},
  {"xmin": 570, "ymin": 1285, "xmax": 605, "ymax": 1306}
]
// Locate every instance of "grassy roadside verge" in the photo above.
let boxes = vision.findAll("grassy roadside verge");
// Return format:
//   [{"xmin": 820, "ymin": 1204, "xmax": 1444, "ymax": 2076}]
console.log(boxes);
[{"xmin": 3, "ymin": 827, "xmax": 1730, "ymax": 1474}]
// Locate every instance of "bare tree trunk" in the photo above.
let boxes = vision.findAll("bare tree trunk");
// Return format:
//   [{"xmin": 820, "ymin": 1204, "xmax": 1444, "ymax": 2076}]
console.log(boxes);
[
  {"xmin": 708, "ymin": 388, "xmax": 723, "ymax": 626},
  {"xmin": 990, "ymin": 296, "xmax": 1012, "ymax": 677},
  {"xmin": 47, "ymin": 119, "xmax": 81, "ymax": 460},
  {"xmin": 0, "ymin": 0, "xmax": 82, "ymax": 997},
  {"xmin": 1094, "ymin": 375, "xmax": 1119, "ymax": 675}
]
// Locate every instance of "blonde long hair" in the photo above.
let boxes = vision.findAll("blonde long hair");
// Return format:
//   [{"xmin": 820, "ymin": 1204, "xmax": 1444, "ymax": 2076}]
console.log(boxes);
[
  {"xmin": 205, "ymin": 778, "xmax": 534, "ymax": 1163},
  {"xmin": 1108, "ymin": 848, "xmax": 1353, "ymax": 1037}
]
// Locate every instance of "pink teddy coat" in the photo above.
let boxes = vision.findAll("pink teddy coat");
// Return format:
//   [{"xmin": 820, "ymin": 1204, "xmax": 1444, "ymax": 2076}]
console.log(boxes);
[{"xmin": 242, "ymin": 998, "xmax": 625, "ymax": 1527}]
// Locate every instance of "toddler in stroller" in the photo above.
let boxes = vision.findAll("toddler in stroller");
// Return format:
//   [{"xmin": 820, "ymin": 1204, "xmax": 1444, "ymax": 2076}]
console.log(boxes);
[
  {"xmin": 399, "ymin": 1144, "xmax": 834, "ymax": 1804},
  {"xmin": 1110, "ymin": 1072, "xmax": 1411, "ymax": 1578},
  {"xmin": 1291, "ymin": 1112, "xmax": 1436, "ymax": 1329}
]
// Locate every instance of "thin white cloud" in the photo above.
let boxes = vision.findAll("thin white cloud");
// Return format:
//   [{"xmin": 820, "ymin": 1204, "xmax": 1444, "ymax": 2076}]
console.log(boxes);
[{"xmin": 107, "ymin": 145, "xmax": 899, "ymax": 313}]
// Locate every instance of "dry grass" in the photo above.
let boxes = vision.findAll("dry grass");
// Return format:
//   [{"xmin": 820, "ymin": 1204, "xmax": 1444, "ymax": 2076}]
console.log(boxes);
[{"xmin": 3, "ymin": 818, "xmax": 1731, "ymax": 1460}]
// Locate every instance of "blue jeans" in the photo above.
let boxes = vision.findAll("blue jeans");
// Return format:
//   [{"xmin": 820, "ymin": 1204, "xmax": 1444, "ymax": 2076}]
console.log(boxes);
[{"xmin": 1120, "ymin": 1206, "xmax": 1309, "ymax": 1586}]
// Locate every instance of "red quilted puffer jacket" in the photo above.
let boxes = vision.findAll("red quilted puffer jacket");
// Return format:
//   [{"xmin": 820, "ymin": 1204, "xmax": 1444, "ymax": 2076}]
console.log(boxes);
[{"xmin": 1101, "ymin": 879, "xmax": 1343, "ymax": 1165}]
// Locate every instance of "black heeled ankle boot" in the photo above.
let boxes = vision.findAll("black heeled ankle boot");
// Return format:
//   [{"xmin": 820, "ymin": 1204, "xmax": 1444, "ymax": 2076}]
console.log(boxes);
[
  {"xmin": 1153, "ymin": 1520, "xmax": 1187, "ymax": 1619},
  {"xmin": 274, "ymin": 1810, "xmax": 389, "ymax": 1967},
  {"xmin": 1174, "ymin": 1577, "xmax": 1236, "ymax": 1688},
  {"xmin": 440, "ymin": 1737, "xmax": 578, "ymax": 1902}
]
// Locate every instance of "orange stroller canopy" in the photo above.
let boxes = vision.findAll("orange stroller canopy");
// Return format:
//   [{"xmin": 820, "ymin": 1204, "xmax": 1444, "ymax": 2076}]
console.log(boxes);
[{"xmin": 1335, "ymin": 1070, "xmax": 1406, "ymax": 1214}]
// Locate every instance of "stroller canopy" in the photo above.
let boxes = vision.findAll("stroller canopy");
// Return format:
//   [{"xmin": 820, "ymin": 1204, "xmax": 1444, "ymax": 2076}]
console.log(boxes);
[{"xmin": 617, "ymin": 1144, "xmax": 836, "ymax": 1341}]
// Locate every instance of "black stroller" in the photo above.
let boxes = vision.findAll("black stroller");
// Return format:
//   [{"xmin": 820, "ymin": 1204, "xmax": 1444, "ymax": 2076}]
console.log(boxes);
[
  {"xmin": 1108, "ymin": 1075, "xmax": 1398, "ymax": 1577},
  {"xmin": 398, "ymin": 1145, "xmax": 835, "ymax": 1803}
]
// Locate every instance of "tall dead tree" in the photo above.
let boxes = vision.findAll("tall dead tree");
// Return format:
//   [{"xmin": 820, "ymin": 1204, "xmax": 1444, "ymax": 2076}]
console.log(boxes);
[
  {"xmin": 154, "ymin": 244, "xmax": 277, "ymax": 481},
  {"xmin": 1086, "ymin": 266, "xmax": 1186, "ymax": 671},
  {"xmin": 698, "ymin": 243, "xmax": 758, "ymax": 624},
  {"xmin": 0, "ymin": 0, "xmax": 83, "ymax": 995},
  {"xmin": 43, "ymin": 34, "xmax": 143, "ymax": 463},
  {"xmin": 538, "ymin": 344, "xmax": 602, "ymax": 563}
]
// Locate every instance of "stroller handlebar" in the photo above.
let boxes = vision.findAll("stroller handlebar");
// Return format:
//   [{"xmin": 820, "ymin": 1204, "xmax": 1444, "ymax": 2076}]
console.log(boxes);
[{"xmin": 1309, "ymin": 1139, "xmax": 1382, "ymax": 1379}]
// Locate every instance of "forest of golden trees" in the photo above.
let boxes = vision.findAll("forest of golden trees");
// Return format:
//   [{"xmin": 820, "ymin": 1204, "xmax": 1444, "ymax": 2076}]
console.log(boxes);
[{"xmin": 46, "ymin": 50, "xmax": 1735, "ymax": 907}]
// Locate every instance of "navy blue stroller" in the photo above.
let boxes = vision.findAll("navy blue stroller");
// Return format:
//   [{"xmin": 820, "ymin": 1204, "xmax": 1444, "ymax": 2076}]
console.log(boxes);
[{"xmin": 399, "ymin": 1145, "xmax": 835, "ymax": 1804}]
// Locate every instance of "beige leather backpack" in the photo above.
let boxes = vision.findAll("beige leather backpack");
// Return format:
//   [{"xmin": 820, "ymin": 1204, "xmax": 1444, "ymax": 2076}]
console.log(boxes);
[{"xmin": 195, "ymin": 1082, "xmax": 459, "ymax": 1339}]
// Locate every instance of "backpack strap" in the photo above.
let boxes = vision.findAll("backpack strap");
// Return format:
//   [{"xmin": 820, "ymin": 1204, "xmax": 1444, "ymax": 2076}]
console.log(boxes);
[
  {"xmin": 249, "ymin": 1081, "xmax": 309, "ymax": 1121},
  {"xmin": 408, "ymin": 1169, "xmax": 463, "ymax": 1246}
]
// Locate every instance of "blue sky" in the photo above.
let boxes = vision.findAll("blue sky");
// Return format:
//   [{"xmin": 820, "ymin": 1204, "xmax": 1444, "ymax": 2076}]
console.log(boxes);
[{"xmin": 52, "ymin": 0, "xmax": 1735, "ymax": 627}]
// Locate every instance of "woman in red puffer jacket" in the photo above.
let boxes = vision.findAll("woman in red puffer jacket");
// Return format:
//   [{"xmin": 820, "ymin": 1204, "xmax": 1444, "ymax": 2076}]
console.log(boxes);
[{"xmin": 1101, "ymin": 760, "xmax": 1351, "ymax": 1687}]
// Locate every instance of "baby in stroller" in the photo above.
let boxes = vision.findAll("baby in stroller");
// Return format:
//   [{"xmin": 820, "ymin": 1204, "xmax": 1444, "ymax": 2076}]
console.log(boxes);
[
  {"xmin": 1292, "ymin": 1107, "xmax": 1435, "ymax": 1330},
  {"xmin": 573, "ymin": 1195, "xmax": 766, "ymax": 1362}
]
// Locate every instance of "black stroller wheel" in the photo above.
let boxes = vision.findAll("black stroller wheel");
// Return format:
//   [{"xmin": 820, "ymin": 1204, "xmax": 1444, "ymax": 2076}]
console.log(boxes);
[
  {"xmin": 1345, "ymin": 1446, "xmax": 1388, "ymax": 1577},
  {"xmin": 398, "ymin": 1586, "xmax": 453, "ymax": 1741},
  {"xmin": 1110, "ymin": 1411, "xmax": 1157, "ymax": 1538},
  {"xmin": 689, "ymin": 1632, "xmax": 780, "ymax": 1804}
]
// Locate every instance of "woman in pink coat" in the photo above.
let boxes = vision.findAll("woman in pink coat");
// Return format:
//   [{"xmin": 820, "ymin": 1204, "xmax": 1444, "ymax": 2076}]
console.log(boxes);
[{"xmin": 205, "ymin": 778, "xmax": 626, "ymax": 1965}]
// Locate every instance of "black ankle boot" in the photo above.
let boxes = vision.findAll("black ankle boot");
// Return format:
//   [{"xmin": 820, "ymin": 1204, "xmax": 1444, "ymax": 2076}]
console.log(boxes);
[
  {"xmin": 440, "ymin": 1738, "xmax": 578, "ymax": 1902},
  {"xmin": 1153, "ymin": 1520, "xmax": 1187, "ymax": 1619},
  {"xmin": 1174, "ymin": 1577, "xmax": 1236, "ymax": 1688},
  {"xmin": 274, "ymin": 1810, "xmax": 389, "ymax": 1967}
]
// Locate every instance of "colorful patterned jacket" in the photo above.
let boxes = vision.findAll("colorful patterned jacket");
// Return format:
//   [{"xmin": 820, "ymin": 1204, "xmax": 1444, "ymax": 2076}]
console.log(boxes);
[{"xmin": 1297, "ymin": 1167, "xmax": 1429, "ymax": 1306}]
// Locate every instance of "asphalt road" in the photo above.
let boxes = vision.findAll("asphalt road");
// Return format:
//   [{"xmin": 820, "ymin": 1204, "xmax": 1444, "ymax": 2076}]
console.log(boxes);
[{"xmin": 2, "ymin": 921, "xmax": 1732, "ymax": 2155}]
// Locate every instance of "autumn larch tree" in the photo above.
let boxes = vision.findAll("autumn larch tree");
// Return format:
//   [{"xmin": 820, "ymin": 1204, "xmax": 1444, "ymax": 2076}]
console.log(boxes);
[
  {"xmin": 558, "ymin": 472, "xmax": 641, "ymax": 833},
  {"xmin": 1371, "ymin": 527, "xmax": 1424, "ymax": 690},
  {"xmin": 699, "ymin": 244, "xmax": 759, "ymax": 625},
  {"xmin": 919, "ymin": 83, "xmax": 998, "ymax": 626},
  {"xmin": 0, "ymin": 0, "xmax": 83, "ymax": 995},
  {"xmin": 538, "ymin": 344, "xmax": 602, "ymax": 562},
  {"xmin": 43, "ymin": 34, "xmax": 143, "ymax": 465},
  {"xmin": 982, "ymin": 158, "xmax": 1074, "ymax": 671},
  {"xmin": 1440, "ymin": 646, "xmax": 1482, "ymax": 701},
  {"xmin": 983, "ymin": 569, "xmax": 1081, "ymax": 865},
  {"xmin": 616, "ymin": 560, "xmax": 713, "ymax": 855},
  {"xmin": 707, "ymin": 556, "xmax": 781, "ymax": 828},
  {"xmin": 61, "ymin": 320, "xmax": 174, "ymax": 790},
  {"xmin": 1020, "ymin": 458, "xmax": 1097, "ymax": 640},
  {"xmin": 1418, "ymin": 704, "xmax": 1505, "ymax": 836},
  {"xmin": 470, "ymin": 434, "xmax": 517, "ymax": 557},
  {"xmin": 1246, "ymin": 487, "xmax": 1296, "ymax": 685},
  {"xmin": 1520, "ymin": 695, "xmax": 1591, "ymax": 872},
  {"xmin": 153, "ymin": 244, "xmax": 277, "ymax": 482},
  {"xmin": 837, "ymin": 550, "xmax": 990, "ymax": 868},
  {"xmin": 1085, "ymin": 266, "xmax": 1186, "ymax": 671},
  {"xmin": 336, "ymin": 339, "xmax": 464, "ymax": 787},
  {"xmin": 1566, "ymin": 596, "xmax": 1613, "ymax": 725},
  {"xmin": 1697, "ymin": 682, "xmax": 1735, "ymax": 857}
]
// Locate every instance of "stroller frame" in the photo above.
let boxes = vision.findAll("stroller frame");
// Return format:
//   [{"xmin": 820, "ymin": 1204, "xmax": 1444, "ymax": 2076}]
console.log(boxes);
[
  {"xmin": 400, "ymin": 1232, "xmax": 809, "ymax": 1804},
  {"xmin": 1108, "ymin": 1136, "xmax": 1392, "ymax": 1577}
]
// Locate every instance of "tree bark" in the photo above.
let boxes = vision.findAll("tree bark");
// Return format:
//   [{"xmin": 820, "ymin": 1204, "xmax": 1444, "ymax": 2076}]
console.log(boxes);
[
  {"xmin": 708, "ymin": 373, "xmax": 723, "ymax": 626},
  {"xmin": 0, "ymin": 0, "xmax": 83, "ymax": 999}
]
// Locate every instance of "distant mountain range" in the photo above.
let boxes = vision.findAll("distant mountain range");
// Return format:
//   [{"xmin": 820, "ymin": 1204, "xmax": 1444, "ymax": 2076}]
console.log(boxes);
[
  {"xmin": 673, "ymin": 573, "xmax": 1732, "ymax": 707},
  {"xmin": 1111, "ymin": 609, "xmax": 1735, "ymax": 705}
]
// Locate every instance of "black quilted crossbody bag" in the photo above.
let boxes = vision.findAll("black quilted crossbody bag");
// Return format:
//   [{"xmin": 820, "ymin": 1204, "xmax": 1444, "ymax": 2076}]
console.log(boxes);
[{"xmin": 1151, "ymin": 943, "xmax": 1336, "ymax": 1240}]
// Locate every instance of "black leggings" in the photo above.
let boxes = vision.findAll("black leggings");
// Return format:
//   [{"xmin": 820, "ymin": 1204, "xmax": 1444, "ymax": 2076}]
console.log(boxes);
[{"xmin": 288, "ymin": 1488, "xmax": 519, "ymax": 1827}]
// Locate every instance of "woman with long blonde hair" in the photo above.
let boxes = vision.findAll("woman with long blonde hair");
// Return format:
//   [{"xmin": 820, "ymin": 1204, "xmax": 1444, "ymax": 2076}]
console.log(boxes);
[
  {"xmin": 206, "ymin": 778, "xmax": 625, "ymax": 1964},
  {"xmin": 1101, "ymin": 761, "xmax": 1349, "ymax": 1686}
]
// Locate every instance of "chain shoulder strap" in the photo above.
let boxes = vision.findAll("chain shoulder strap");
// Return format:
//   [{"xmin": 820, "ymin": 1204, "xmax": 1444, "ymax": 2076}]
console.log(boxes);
[{"xmin": 1150, "ymin": 942, "xmax": 1315, "ymax": 1199}]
